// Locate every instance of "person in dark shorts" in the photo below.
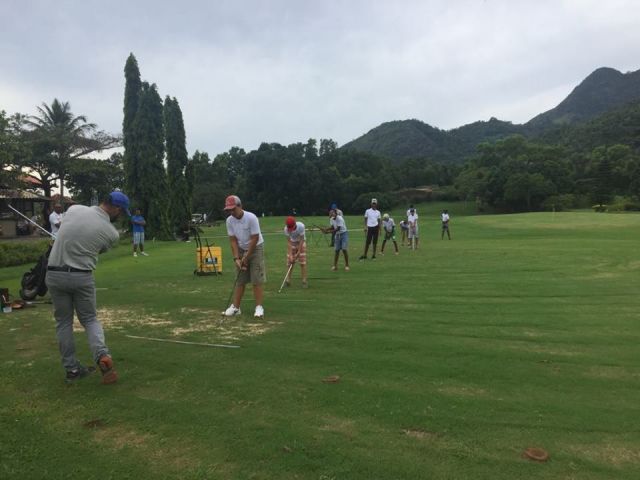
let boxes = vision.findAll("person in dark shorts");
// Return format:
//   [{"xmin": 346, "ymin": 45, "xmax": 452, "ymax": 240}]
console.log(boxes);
[
  {"xmin": 441, "ymin": 209, "xmax": 451, "ymax": 240},
  {"xmin": 359, "ymin": 198, "xmax": 381, "ymax": 260}
]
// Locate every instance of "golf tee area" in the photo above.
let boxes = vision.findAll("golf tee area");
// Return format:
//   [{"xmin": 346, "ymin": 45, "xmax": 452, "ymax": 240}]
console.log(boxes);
[{"xmin": 1, "ymin": 205, "xmax": 639, "ymax": 480}]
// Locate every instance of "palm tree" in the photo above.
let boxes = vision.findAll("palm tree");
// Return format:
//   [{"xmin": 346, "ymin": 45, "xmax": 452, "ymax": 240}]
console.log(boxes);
[{"xmin": 25, "ymin": 99, "xmax": 119, "ymax": 199}]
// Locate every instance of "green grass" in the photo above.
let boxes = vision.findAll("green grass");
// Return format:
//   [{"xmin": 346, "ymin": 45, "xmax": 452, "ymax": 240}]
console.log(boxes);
[{"xmin": 1, "ymin": 209, "xmax": 640, "ymax": 479}]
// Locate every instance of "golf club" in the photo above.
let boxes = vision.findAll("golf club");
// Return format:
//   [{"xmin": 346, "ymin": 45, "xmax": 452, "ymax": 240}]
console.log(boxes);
[
  {"xmin": 220, "ymin": 265, "xmax": 242, "ymax": 319},
  {"xmin": 126, "ymin": 334, "xmax": 239, "ymax": 349},
  {"xmin": 7, "ymin": 204, "xmax": 56, "ymax": 239},
  {"xmin": 278, "ymin": 262, "xmax": 295, "ymax": 293}
]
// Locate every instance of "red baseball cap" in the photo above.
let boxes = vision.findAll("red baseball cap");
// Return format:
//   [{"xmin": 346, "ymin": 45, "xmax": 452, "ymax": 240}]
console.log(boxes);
[
  {"xmin": 224, "ymin": 195, "xmax": 241, "ymax": 210},
  {"xmin": 286, "ymin": 216, "xmax": 296, "ymax": 231}
]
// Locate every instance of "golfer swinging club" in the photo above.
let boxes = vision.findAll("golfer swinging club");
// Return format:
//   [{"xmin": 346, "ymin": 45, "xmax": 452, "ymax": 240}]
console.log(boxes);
[
  {"xmin": 45, "ymin": 191, "xmax": 130, "ymax": 384},
  {"xmin": 283, "ymin": 216, "xmax": 308, "ymax": 288},
  {"xmin": 222, "ymin": 195, "xmax": 266, "ymax": 318}
]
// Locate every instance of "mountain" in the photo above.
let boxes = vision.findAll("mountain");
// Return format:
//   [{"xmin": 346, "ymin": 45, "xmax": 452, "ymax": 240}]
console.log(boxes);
[
  {"xmin": 526, "ymin": 67, "xmax": 640, "ymax": 132},
  {"xmin": 536, "ymin": 99, "xmax": 640, "ymax": 152},
  {"xmin": 342, "ymin": 66, "xmax": 640, "ymax": 163},
  {"xmin": 341, "ymin": 117, "xmax": 524, "ymax": 164}
]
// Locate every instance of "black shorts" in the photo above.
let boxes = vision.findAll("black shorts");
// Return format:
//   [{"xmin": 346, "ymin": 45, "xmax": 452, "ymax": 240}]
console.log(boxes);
[{"xmin": 366, "ymin": 226, "xmax": 379, "ymax": 243}]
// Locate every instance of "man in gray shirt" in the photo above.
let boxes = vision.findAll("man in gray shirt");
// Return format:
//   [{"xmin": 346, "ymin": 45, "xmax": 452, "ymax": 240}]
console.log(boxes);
[{"xmin": 46, "ymin": 191, "xmax": 130, "ymax": 384}]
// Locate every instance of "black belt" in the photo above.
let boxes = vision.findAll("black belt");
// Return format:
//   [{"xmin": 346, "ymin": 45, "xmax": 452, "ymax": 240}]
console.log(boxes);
[{"xmin": 47, "ymin": 266, "xmax": 92, "ymax": 273}]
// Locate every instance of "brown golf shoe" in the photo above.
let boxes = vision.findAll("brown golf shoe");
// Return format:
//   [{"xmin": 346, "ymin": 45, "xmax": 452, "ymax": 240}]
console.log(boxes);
[{"xmin": 98, "ymin": 355, "xmax": 118, "ymax": 385}]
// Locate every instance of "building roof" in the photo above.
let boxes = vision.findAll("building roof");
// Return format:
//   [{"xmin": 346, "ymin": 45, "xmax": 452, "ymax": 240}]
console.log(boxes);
[{"xmin": 0, "ymin": 189, "xmax": 50, "ymax": 200}]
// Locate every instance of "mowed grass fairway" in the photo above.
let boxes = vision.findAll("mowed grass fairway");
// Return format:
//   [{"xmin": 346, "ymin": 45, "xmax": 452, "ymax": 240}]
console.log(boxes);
[{"xmin": 1, "ymin": 207, "xmax": 640, "ymax": 480}]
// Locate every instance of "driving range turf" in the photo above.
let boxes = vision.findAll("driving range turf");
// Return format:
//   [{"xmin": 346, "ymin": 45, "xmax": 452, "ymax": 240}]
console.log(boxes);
[{"xmin": 1, "ymin": 205, "xmax": 639, "ymax": 479}]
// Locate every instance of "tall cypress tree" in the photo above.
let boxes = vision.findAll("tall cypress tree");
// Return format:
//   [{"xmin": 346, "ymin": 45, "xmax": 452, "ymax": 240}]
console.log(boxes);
[
  {"xmin": 123, "ymin": 53, "xmax": 142, "ymax": 201},
  {"xmin": 163, "ymin": 97, "xmax": 191, "ymax": 234},
  {"xmin": 131, "ymin": 82, "xmax": 172, "ymax": 239}
]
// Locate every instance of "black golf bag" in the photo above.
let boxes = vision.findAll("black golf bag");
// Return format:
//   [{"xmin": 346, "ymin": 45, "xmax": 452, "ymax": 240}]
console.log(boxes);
[{"xmin": 20, "ymin": 244, "xmax": 52, "ymax": 301}]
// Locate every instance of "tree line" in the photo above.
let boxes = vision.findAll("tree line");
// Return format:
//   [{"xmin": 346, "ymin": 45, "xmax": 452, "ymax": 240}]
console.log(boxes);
[{"xmin": 2, "ymin": 55, "xmax": 639, "ymax": 233}]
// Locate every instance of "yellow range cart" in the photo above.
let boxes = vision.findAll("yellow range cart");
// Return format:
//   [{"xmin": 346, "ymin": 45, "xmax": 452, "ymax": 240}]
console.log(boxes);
[{"xmin": 194, "ymin": 232, "xmax": 222, "ymax": 276}]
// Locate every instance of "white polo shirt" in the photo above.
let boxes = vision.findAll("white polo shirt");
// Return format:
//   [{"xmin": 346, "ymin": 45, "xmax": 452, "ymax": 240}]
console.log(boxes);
[
  {"xmin": 49, "ymin": 211, "xmax": 63, "ymax": 235},
  {"xmin": 364, "ymin": 208, "xmax": 381, "ymax": 228},
  {"xmin": 226, "ymin": 211, "xmax": 264, "ymax": 250}
]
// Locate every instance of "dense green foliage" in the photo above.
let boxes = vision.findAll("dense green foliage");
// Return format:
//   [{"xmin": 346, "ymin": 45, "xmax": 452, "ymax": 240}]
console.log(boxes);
[
  {"xmin": 2, "ymin": 211, "xmax": 640, "ymax": 479},
  {"xmin": 66, "ymin": 153, "xmax": 125, "ymax": 205},
  {"xmin": 122, "ymin": 53, "xmax": 142, "ymax": 202},
  {"xmin": 0, "ymin": 239, "xmax": 49, "ymax": 268},
  {"xmin": 131, "ymin": 82, "xmax": 172, "ymax": 239},
  {"xmin": 190, "ymin": 138, "xmax": 461, "ymax": 217},
  {"xmin": 163, "ymin": 96, "xmax": 191, "ymax": 234}
]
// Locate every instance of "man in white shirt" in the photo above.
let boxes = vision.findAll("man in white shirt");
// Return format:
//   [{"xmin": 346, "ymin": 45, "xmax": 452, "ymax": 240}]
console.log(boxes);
[
  {"xmin": 49, "ymin": 204, "xmax": 64, "ymax": 236},
  {"xmin": 408, "ymin": 208, "xmax": 419, "ymax": 249},
  {"xmin": 223, "ymin": 195, "xmax": 266, "ymax": 318},
  {"xmin": 441, "ymin": 209, "xmax": 451, "ymax": 240},
  {"xmin": 283, "ymin": 216, "xmax": 308, "ymax": 288},
  {"xmin": 359, "ymin": 198, "xmax": 382, "ymax": 260}
]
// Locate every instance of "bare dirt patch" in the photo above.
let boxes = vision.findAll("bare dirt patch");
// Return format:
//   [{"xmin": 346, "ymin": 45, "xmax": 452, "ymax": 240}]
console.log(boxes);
[
  {"xmin": 437, "ymin": 384, "xmax": 488, "ymax": 397},
  {"xmin": 70, "ymin": 306, "xmax": 281, "ymax": 341},
  {"xmin": 403, "ymin": 428, "xmax": 439, "ymax": 440},
  {"xmin": 567, "ymin": 443, "xmax": 640, "ymax": 467},
  {"xmin": 319, "ymin": 415, "xmax": 356, "ymax": 436},
  {"xmin": 93, "ymin": 424, "xmax": 202, "ymax": 471}
]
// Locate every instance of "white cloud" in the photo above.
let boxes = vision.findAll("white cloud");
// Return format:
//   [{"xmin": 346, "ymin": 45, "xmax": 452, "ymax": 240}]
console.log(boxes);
[{"xmin": 1, "ymin": 0, "xmax": 639, "ymax": 155}]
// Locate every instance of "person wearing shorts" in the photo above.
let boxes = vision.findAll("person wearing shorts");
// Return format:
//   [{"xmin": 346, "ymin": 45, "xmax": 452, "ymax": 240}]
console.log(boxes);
[
  {"xmin": 399, "ymin": 219, "xmax": 409, "ymax": 246},
  {"xmin": 322, "ymin": 209, "xmax": 350, "ymax": 271},
  {"xmin": 359, "ymin": 198, "xmax": 381, "ymax": 260},
  {"xmin": 284, "ymin": 216, "xmax": 308, "ymax": 288},
  {"xmin": 408, "ymin": 208, "xmax": 419, "ymax": 249},
  {"xmin": 380, "ymin": 213, "xmax": 399, "ymax": 255},
  {"xmin": 131, "ymin": 208, "xmax": 148, "ymax": 257},
  {"xmin": 223, "ymin": 195, "xmax": 266, "ymax": 318},
  {"xmin": 441, "ymin": 209, "xmax": 451, "ymax": 240}
]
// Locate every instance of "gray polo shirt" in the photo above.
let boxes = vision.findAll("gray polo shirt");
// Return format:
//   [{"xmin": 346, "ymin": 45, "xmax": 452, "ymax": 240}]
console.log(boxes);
[{"xmin": 48, "ymin": 205, "xmax": 119, "ymax": 271}]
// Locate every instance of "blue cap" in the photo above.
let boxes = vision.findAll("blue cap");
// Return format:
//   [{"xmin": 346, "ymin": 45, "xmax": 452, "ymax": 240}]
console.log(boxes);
[
  {"xmin": 330, "ymin": 203, "xmax": 337, "ymax": 210},
  {"xmin": 109, "ymin": 191, "xmax": 131, "ymax": 217}
]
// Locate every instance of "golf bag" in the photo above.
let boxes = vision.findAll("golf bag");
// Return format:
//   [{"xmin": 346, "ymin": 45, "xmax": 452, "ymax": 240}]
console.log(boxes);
[{"xmin": 20, "ymin": 244, "xmax": 52, "ymax": 301}]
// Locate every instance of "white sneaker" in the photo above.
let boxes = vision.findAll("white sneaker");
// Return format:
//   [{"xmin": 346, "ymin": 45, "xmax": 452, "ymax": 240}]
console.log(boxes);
[
  {"xmin": 254, "ymin": 305, "xmax": 264, "ymax": 318},
  {"xmin": 223, "ymin": 305, "xmax": 241, "ymax": 317},
  {"xmin": 141, "ymin": 252, "xmax": 149, "ymax": 256},
  {"xmin": 133, "ymin": 252, "xmax": 138, "ymax": 257}
]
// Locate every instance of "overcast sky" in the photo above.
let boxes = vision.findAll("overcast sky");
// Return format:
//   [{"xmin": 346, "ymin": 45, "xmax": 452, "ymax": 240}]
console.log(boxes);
[{"xmin": 1, "ymin": 0, "xmax": 639, "ymax": 157}]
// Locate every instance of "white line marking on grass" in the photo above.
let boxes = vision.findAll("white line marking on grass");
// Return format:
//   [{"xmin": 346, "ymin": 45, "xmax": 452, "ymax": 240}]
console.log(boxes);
[{"xmin": 125, "ymin": 334, "xmax": 240, "ymax": 349}]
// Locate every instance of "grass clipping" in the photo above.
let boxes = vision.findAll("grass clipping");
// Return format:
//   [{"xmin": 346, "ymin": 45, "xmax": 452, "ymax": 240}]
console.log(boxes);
[{"xmin": 73, "ymin": 306, "xmax": 280, "ymax": 342}]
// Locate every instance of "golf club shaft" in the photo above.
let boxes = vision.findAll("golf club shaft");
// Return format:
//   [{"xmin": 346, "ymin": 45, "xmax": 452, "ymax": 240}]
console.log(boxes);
[
  {"xmin": 278, "ymin": 262, "xmax": 295, "ymax": 293},
  {"xmin": 7, "ymin": 204, "xmax": 56, "ymax": 239},
  {"xmin": 223, "ymin": 266, "xmax": 242, "ymax": 311}
]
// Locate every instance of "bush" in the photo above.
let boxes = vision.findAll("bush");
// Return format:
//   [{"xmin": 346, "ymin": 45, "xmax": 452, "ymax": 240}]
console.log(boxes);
[
  {"xmin": 350, "ymin": 192, "xmax": 398, "ymax": 212},
  {"xmin": 542, "ymin": 194, "xmax": 589, "ymax": 211},
  {"xmin": 0, "ymin": 240, "xmax": 50, "ymax": 268},
  {"xmin": 431, "ymin": 185, "xmax": 461, "ymax": 201},
  {"xmin": 605, "ymin": 196, "xmax": 640, "ymax": 212}
]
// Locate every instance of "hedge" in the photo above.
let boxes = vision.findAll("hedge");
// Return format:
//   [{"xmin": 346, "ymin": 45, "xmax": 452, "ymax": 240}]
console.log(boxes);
[{"xmin": 0, "ymin": 240, "xmax": 50, "ymax": 268}]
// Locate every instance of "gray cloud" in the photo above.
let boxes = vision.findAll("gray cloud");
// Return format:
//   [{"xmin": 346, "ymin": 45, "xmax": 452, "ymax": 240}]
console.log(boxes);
[{"xmin": 1, "ymin": 0, "xmax": 639, "ymax": 157}]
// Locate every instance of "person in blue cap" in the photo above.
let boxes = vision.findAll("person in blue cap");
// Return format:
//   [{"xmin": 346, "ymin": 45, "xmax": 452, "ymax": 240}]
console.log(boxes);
[{"xmin": 45, "ymin": 191, "xmax": 130, "ymax": 385}]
